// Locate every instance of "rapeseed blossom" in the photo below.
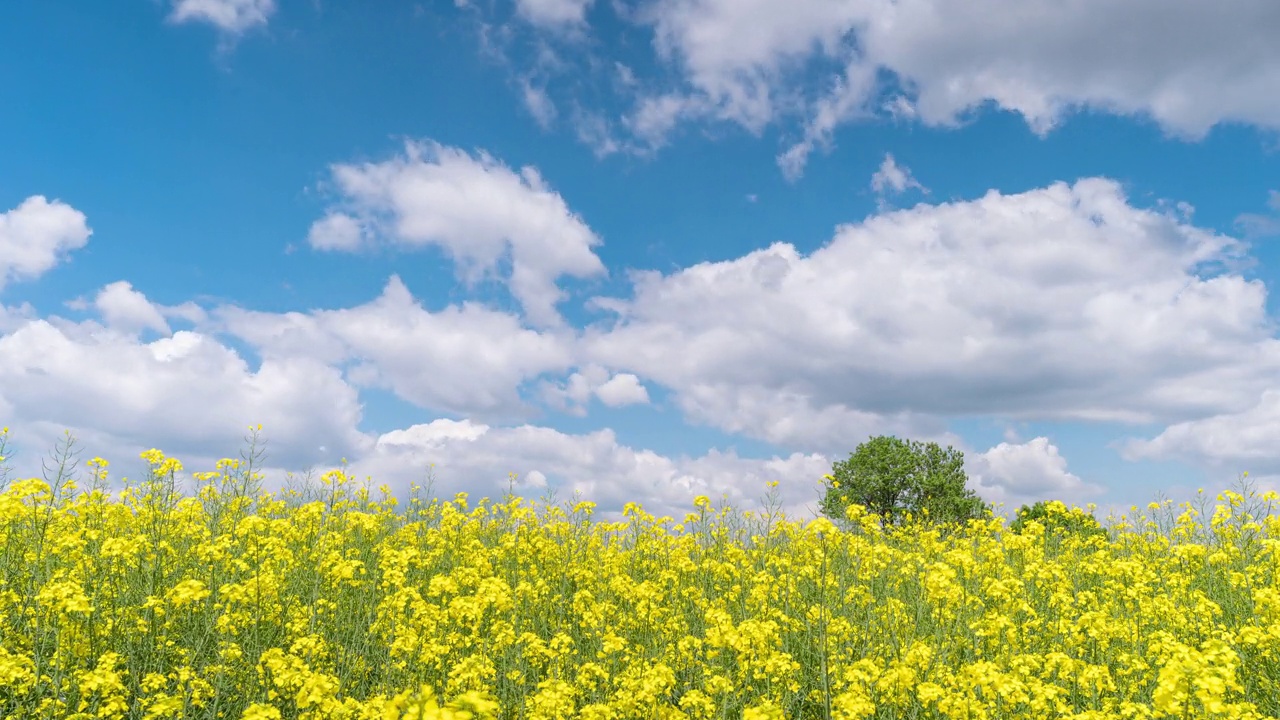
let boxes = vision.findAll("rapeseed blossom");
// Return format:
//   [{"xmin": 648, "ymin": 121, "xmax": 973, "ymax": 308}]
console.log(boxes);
[{"xmin": 0, "ymin": 443, "xmax": 1278, "ymax": 718}]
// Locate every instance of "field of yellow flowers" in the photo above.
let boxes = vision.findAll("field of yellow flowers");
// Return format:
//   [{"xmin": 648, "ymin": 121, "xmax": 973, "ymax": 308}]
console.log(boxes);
[{"xmin": 2, "ymin": 431, "xmax": 1279, "ymax": 720}]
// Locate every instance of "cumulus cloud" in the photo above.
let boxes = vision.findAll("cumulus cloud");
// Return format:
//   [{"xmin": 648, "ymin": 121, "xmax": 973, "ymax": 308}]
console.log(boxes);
[
  {"xmin": 0, "ymin": 314, "xmax": 372, "ymax": 479},
  {"xmin": 0, "ymin": 307, "xmax": 830, "ymax": 522},
  {"xmin": 582, "ymin": 178, "xmax": 1280, "ymax": 449},
  {"xmin": 214, "ymin": 275, "xmax": 575, "ymax": 421},
  {"xmin": 966, "ymin": 437, "xmax": 1105, "ymax": 512},
  {"xmin": 535, "ymin": 0, "xmax": 1280, "ymax": 176},
  {"xmin": 595, "ymin": 373, "xmax": 649, "ymax": 407},
  {"xmin": 0, "ymin": 196, "xmax": 91, "ymax": 293},
  {"xmin": 307, "ymin": 213, "xmax": 364, "ymax": 251},
  {"xmin": 346, "ymin": 418, "xmax": 834, "ymax": 522},
  {"xmin": 538, "ymin": 364, "xmax": 650, "ymax": 415},
  {"xmin": 310, "ymin": 140, "xmax": 607, "ymax": 327},
  {"xmin": 92, "ymin": 282, "xmax": 174, "ymax": 336},
  {"xmin": 63, "ymin": 281, "xmax": 210, "ymax": 338},
  {"xmin": 0, "ymin": 302, "xmax": 38, "ymax": 335},
  {"xmin": 671, "ymin": 383, "xmax": 955, "ymax": 457},
  {"xmin": 0, "ymin": 297, "xmax": 827, "ymax": 522},
  {"xmin": 0, "ymin": 271, "xmax": 827, "ymax": 522},
  {"xmin": 1120, "ymin": 390, "xmax": 1280, "ymax": 475},
  {"xmin": 168, "ymin": 0, "xmax": 275, "ymax": 34}
]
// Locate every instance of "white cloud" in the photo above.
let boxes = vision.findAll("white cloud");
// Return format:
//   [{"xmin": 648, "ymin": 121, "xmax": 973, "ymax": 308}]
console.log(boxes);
[
  {"xmin": 1235, "ymin": 190, "xmax": 1280, "ymax": 239},
  {"xmin": 615, "ymin": 62, "xmax": 637, "ymax": 88},
  {"xmin": 627, "ymin": 0, "xmax": 1280, "ymax": 174},
  {"xmin": 0, "ymin": 283, "xmax": 827, "ymax": 520},
  {"xmin": 380, "ymin": 417, "xmax": 490, "ymax": 446},
  {"xmin": 870, "ymin": 153, "xmax": 927, "ymax": 197},
  {"xmin": 623, "ymin": 93, "xmax": 706, "ymax": 150},
  {"xmin": 93, "ymin": 282, "xmax": 173, "ymax": 336},
  {"xmin": 0, "ymin": 196, "xmax": 91, "ymax": 293},
  {"xmin": 345, "ymin": 418, "xmax": 834, "ymax": 522},
  {"xmin": 215, "ymin": 276, "xmax": 575, "ymax": 420},
  {"xmin": 311, "ymin": 140, "xmax": 607, "ymax": 327},
  {"xmin": 583, "ymin": 178, "xmax": 1280, "ymax": 450},
  {"xmin": 645, "ymin": 0, "xmax": 862, "ymax": 133},
  {"xmin": 515, "ymin": 0, "xmax": 595, "ymax": 28},
  {"xmin": 0, "ymin": 315, "xmax": 372, "ymax": 478},
  {"xmin": 1120, "ymin": 390, "xmax": 1280, "ymax": 475},
  {"xmin": 168, "ymin": 0, "xmax": 275, "ymax": 34},
  {"xmin": 0, "ymin": 308, "xmax": 831, "ymax": 520},
  {"xmin": 572, "ymin": 110, "xmax": 625, "ymax": 158},
  {"xmin": 71, "ymin": 281, "xmax": 209, "ymax": 336},
  {"xmin": 595, "ymin": 373, "xmax": 649, "ymax": 407},
  {"xmin": 966, "ymin": 437, "xmax": 1105, "ymax": 512},
  {"xmin": 307, "ymin": 213, "xmax": 364, "ymax": 251},
  {"xmin": 850, "ymin": 0, "xmax": 1280, "ymax": 138},
  {"xmin": 537, "ymin": 364, "xmax": 650, "ymax": 415},
  {"xmin": 0, "ymin": 302, "xmax": 38, "ymax": 335},
  {"xmin": 778, "ymin": 61, "xmax": 879, "ymax": 181},
  {"xmin": 521, "ymin": 79, "xmax": 559, "ymax": 129},
  {"xmin": 671, "ymin": 382, "xmax": 955, "ymax": 456}
]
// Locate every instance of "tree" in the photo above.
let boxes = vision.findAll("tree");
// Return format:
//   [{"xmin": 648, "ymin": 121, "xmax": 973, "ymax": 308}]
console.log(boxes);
[
  {"xmin": 1009, "ymin": 500, "xmax": 1108, "ymax": 542},
  {"xmin": 819, "ymin": 435, "xmax": 986, "ymax": 527}
]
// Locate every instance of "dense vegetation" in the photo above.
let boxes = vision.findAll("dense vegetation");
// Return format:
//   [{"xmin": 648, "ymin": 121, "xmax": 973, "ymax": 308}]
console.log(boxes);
[{"xmin": 1, "ymin": 429, "xmax": 1277, "ymax": 719}]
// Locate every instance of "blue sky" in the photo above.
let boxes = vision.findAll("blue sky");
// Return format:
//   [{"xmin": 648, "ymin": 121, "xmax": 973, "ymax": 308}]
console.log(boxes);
[{"xmin": 3, "ymin": 0, "xmax": 1280, "ymax": 522}]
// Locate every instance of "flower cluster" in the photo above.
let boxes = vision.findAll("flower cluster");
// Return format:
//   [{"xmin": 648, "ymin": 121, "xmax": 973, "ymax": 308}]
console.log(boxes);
[{"xmin": 1, "ymin": 442, "xmax": 1278, "ymax": 719}]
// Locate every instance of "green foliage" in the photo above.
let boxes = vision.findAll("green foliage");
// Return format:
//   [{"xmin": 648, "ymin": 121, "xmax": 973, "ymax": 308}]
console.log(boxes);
[
  {"xmin": 819, "ymin": 435, "xmax": 986, "ymax": 527},
  {"xmin": 1010, "ymin": 500, "xmax": 1108, "ymax": 541}
]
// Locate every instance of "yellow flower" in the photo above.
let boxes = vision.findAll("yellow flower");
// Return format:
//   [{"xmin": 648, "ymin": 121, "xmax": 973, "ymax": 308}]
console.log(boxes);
[{"xmin": 240, "ymin": 703, "xmax": 282, "ymax": 720}]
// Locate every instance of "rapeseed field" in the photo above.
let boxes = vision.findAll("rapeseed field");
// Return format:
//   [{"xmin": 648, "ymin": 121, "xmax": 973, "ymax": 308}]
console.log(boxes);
[{"xmin": 2, "ymin": 430, "xmax": 1278, "ymax": 719}]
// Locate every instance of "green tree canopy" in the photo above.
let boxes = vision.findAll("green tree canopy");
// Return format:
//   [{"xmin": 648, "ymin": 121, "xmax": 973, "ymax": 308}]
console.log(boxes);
[
  {"xmin": 1009, "ymin": 500, "xmax": 1108, "ymax": 542},
  {"xmin": 819, "ymin": 435, "xmax": 986, "ymax": 527}
]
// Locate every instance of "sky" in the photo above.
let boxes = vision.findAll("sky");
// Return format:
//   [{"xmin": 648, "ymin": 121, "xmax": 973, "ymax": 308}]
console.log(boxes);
[{"xmin": 2, "ymin": 0, "xmax": 1280, "ymax": 525}]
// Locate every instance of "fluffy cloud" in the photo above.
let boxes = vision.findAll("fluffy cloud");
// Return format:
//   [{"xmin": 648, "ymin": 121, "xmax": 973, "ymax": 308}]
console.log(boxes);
[
  {"xmin": 0, "ymin": 196, "xmax": 91, "ymax": 293},
  {"xmin": 0, "ymin": 315, "xmax": 372, "ymax": 479},
  {"xmin": 552, "ymin": 0, "xmax": 1280, "ymax": 174},
  {"xmin": 0, "ymin": 295, "xmax": 825, "ymax": 523},
  {"xmin": 0, "ymin": 287, "xmax": 1102, "ymax": 521},
  {"xmin": 346, "ymin": 418, "xmax": 833, "ymax": 522},
  {"xmin": 0, "ymin": 302, "xmax": 38, "ymax": 335},
  {"xmin": 966, "ymin": 437, "xmax": 1105, "ymax": 512},
  {"xmin": 1120, "ymin": 390, "xmax": 1280, "ymax": 475},
  {"xmin": 595, "ymin": 373, "xmax": 649, "ymax": 407},
  {"xmin": 62, "ymin": 281, "xmax": 208, "ymax": 337},
  {"xmin": 583, "ymin": 178, "xmax": 1280, "ymax": 450},
  {"xmin": 168, "ymin": 0, "xmax": 275, "ymax": 34},
  {"xmin": 91, "ymin": 282, "xmax": 173, "ymax": 336},
  {"xmin": 306, "ymin": 213, "xmax": 364, "ymax": 251},
  {"xmin": 214, "ymin": 276, "xmax": 575, "ymax": 421},
  {"xmin": 537, "ymin": 364, "xmax": 650, "ymax": 415},
  {"xmin": 671, "ymin": 383, "xmax": 955, "ymax": 456},
  {"xmin": 310, "ymin": 140, "xmax": 607, "ymax": 327}
]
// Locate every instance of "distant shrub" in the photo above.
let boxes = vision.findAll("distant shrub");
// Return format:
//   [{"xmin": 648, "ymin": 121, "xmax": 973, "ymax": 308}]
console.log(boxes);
[{"xmin": 1010, "ymin": 500, "xmax": 1108, "ymax": 542}]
